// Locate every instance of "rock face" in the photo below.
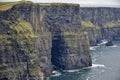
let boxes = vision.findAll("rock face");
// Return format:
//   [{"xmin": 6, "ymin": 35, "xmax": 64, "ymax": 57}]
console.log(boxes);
[
  {"xmin": 0, "ymin": 2, "xmax": 119, "ymax": 80},
  {"xmin": 105, "ymin": 40, "xmax": 113, "ymax": 46},
  {"xmin": 44, "ymin": 4, "xmax": 91, "ymax": 70},
  {"xmin": 80, "ymin": 8, "xmax": 120, "ymax": 45},
  {"xmin": 80, "ymin": 20, "xmax": 102, "ymax": 46},
  {"xmin": 0, "ymin": 3, "xmax": 91, "ymax": 80}
]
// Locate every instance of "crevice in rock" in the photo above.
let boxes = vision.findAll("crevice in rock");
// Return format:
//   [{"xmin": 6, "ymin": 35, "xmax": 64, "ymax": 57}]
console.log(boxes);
[{"xmin": 51, "ymin": 31, "xmax": 66, "ymax": 69}]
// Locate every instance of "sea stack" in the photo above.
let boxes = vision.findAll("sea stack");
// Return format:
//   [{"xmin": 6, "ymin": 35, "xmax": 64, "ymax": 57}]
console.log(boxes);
[{"xmin": 105, "ymin": 40, "xmax": 113, "ymax": 46}]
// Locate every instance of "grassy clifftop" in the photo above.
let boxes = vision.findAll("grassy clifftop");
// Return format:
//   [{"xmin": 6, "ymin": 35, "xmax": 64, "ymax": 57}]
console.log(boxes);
[
  {"xmin": 0, "ymin": 1, "xmax": 32, "ymax": 11},
  {"xmin": 0, "ymin": 2, "xmax": 18, "ymax": 11}
]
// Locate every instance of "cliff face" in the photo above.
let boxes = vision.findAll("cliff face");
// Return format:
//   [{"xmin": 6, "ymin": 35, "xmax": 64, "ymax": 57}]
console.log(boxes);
[
  {"xmin": 0, "ymin": 3, "xmax": 91, "ymax": 80},
  {"xmin": 44, "ymin": 4, "xmax": 91, "ymax": 70},
  {"xmin": 80, "ymin": 8, "xmax": 120, "ymax": 24},
  {"xmin": 81, "ymin": 20, "xmax": 102, "ymax": 46},
  {"xmin": 80, "ymin": 8, "xmax": 120, "ymax": 45}
]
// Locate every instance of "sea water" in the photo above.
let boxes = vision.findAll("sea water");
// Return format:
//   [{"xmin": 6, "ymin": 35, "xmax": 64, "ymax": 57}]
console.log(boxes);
[{"xmin": 50, "ymin": 41, "xmax": 120, "ymax": 80}]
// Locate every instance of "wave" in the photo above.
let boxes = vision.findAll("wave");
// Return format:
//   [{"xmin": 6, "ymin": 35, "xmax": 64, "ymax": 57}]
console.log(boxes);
[
  {"xmin": 90, "ymin": 39, "xmax": 108, "ymax": 50},
  {"xmin": 97, "ymin": 39, "xmax": 108, "ymax": 45},
  {"xmin": 64, "ymin": 64, "xmax": 105, "ymax": 73},
  {"xmin": 90, "ymin": 46, "xmax": 99, "ymax": 50},
  {"xmin": 91, "ymin": 64, "xmax": 105, "ymax": 68},
  {"xmin": 110, "ymin": 45, "xmax": 118, "ymax": 48},
  {"xmin": 51, "ymin": 71, "xmax": 61, "ymax": 76},
  {"xmin": 63, "ymin": 69, "xmax": 80, "ymax": 72}
]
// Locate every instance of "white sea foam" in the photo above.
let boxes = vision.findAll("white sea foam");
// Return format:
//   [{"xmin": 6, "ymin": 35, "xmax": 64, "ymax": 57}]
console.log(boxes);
[
  {"xmin": 90, "ymin": 46, "xmax": 99, "ymax": 50},
  {"xmin": 92, "ymin": 64, "xmax": 105, "ymax": 68},
  {"xmin": 51, "ymin": 71, "xmax": 61, "ymax": 76},
  {"xmin": 97, "ymin": 39, "xmax": 108, "ymax": 46},
  {"xmin": 90, "ymin": 47, "xmax": 96, "ymax": 50},
  {"xmin": 64, "ymin": 69, "xmax": 80, "ymax": 72},
  {"xmin": 110, "ymin": 45, "xmax": 118, "ymax": 48},
  {"xmin": 90, "ymin": 39, "xmax": 108, "ymax": 50},
  {"xmin": 100, "ymin": 39, "xmax": 108, "ymax": 45},
  {"xmin": 63, "ymin": 63, "xmax": 105, "ymax": 73},
  {"xmin": 64, "ymin": 64, "xmax": 105, "ymax": 73}
]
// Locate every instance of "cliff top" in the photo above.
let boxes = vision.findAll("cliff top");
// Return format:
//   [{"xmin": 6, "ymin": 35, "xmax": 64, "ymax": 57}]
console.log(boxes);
[
  {"xmin": 0, "ymin": 1, "xmax": 31, "ymax": 11},
  {"xmin": 0, "ymin": 1, "xmax": 79, "ymax": 11}
]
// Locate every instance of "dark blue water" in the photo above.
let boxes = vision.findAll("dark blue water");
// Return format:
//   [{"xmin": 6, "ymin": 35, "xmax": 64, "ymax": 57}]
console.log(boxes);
[{"xmin": 50, "ymin": 41, "xmax": 120, "ymax": 80}]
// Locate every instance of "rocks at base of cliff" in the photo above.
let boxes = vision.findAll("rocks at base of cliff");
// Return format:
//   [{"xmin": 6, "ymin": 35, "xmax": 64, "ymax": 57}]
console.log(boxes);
[{"xmin": 105, "ymin": 40, "xmax": 113, "ymax": 46}]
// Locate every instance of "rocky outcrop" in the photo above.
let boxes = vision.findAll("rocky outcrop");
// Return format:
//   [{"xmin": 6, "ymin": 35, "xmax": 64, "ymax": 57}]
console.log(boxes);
[
  {"xmin": 44, "ymin": 4, "xmax": 91, "ymax": 70},
  {"xmin": 105, "ymin": 40, "xmax": 113, "ymax": 46},
  {"xmin": 81, "ymin": 20, "xmax": 102, "ymax": 46},
  {"xmin": 80, "ymin": 8, "xmax": 120, "ymax": 45},
  {"xmin": 0, "ymin": 3, "xmax": 92, "ymax": 80}
]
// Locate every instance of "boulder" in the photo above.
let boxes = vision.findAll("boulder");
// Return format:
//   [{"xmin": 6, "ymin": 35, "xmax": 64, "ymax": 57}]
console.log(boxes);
[{"xmin": 105, "ymin": 40, "xmax": 113, "ymax": 46}]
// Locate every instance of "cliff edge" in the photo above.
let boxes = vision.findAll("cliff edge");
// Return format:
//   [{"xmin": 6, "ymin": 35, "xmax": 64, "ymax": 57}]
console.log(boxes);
[{"xmin": 0, "ymin": 2, "xmax": 91, "ymax": 80}]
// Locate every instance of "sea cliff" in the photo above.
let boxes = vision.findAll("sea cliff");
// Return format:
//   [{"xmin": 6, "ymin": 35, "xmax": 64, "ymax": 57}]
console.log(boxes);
[{"xmin": 0, "ymin": 2, "xmax": 91, "ymax": 80}]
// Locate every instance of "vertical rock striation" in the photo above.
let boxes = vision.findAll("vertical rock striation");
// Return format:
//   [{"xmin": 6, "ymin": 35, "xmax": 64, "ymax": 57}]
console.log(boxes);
[
  {"xmin": 80, "ymin": 7, "xmax": 120, "ymax": 45},
  {"xmin": 44, "ymin": 4, "xmax": 91, "ymax": 70},
  {"xmin": 0, "ymin": 3, "xmax": 92, "ymax": 80}
]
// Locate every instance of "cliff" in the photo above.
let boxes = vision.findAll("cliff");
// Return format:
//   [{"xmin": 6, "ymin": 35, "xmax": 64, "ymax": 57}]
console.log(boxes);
[
  {"xmin": 0, "ymin": 2, "xmax": 91, "ymax": 80},
  {"xmin": 80, "ymin": 7, "xmax": 120, "ymax": 45}
]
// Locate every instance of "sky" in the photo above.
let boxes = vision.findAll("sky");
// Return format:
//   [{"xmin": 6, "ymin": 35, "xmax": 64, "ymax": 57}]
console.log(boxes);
[{"xmin": 0, "ymin": 0, "xmax": 120, "ymax": 7}]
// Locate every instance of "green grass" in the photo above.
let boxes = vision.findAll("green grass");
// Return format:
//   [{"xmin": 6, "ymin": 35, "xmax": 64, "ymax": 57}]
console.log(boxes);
[
  {"xmin": 0, "ymin": 2, "xmax": 17, "ymax": 11},
  {"xmin": 0, "ymin": 18, "xmax": 44, "ymax": 79},
  {"xmin": 0, "ymin": 1, "xmax": 31, "ymax": 11},
  {"xmin": 0, "ymin": 1, "xmax": 78, "ymax": 11},
  {"xmin": 81, "ymin": 20, "xmax": 99, "ymax": 29},
  {"xmin": 103, "ymin": 20, "xmax": 120, "ymax": 28},
  {"xmin": 0, "ymin": 2, "xmax": 14, "ymax": 6}
]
